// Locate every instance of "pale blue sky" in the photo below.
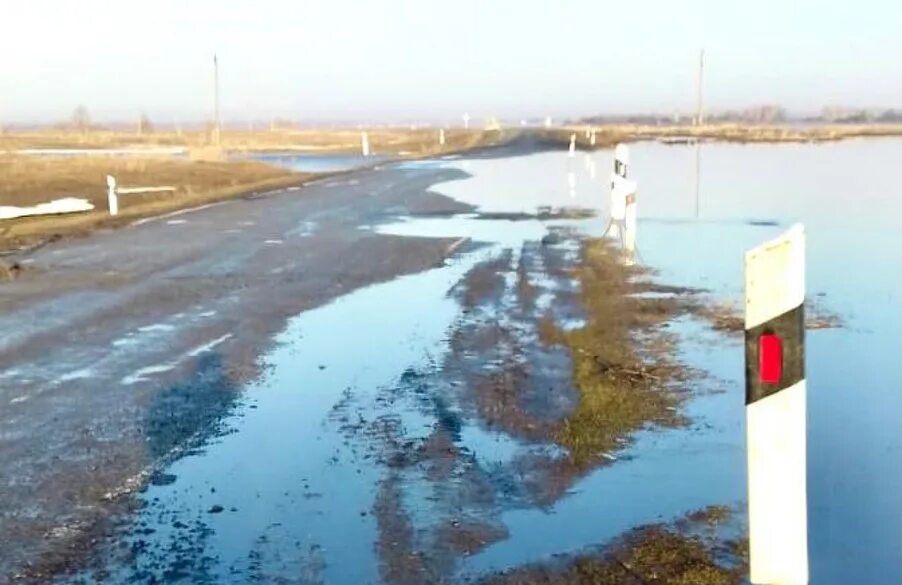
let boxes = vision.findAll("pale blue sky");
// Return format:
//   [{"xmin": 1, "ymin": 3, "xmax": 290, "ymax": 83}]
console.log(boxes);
[{"xmin": 1, "ymin": 0, "xmax": 900, "ymax": 123}]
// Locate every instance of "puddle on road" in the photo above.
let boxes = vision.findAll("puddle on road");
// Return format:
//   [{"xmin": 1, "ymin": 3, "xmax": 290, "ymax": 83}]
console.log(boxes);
[{"xmin": 83, "ymin": 254, "xmax": 492, "ymax": 583}]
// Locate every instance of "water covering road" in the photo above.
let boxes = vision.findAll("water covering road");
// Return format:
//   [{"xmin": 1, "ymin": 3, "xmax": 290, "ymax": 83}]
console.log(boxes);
[{"xmin": 2, "ymin": 139, "xmax": 900, "ymax": 583}]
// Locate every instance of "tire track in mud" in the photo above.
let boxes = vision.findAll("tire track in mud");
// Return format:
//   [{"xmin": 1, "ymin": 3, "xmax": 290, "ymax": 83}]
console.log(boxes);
[{"xmin": 328, "ymin": 228, "xmax": 711, "ymax": 583}]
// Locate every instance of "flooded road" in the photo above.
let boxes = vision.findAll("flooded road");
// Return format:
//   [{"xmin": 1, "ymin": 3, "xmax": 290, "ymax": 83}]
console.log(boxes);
[{"xmin": 3, "ymin": 138, "xmax": 900, "ymax": 584}]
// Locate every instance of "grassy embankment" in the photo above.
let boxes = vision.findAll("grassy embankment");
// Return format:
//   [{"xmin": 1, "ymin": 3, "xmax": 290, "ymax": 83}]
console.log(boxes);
[{"xmin": 0, "ymin": 128, "xmax": 505, "ymax": 252}]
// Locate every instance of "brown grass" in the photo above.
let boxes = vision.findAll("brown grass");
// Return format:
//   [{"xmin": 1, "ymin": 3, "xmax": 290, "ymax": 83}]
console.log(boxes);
[
  {"xmin": 0, "ymin": 128, "xmax": 508, "ymax": 251},
  {"xmin": 0, "ymin": 155, "xmax": 309, "ymax": 251},
  {"xmin": 0, "ymin": 127, "xmax": 505, "ymax": 156}
]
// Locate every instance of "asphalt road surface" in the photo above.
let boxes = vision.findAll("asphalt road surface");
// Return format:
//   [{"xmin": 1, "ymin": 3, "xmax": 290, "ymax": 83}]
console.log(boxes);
[{"xmin": 0, "ymin": 159, "xmax": 481, "ymax": 580}]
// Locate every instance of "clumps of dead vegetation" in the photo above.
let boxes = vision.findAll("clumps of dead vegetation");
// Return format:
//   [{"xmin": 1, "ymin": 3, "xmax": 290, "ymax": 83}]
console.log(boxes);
[
  {"xmin": 477, "ymin": 506, "xmax": 748, "ymax": 585},
  {"xmin": 545, "ymin": 239, "xmax": 691, "ymax": 463}
]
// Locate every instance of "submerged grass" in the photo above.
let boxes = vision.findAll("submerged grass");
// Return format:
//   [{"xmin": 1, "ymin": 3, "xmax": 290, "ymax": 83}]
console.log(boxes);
[
  {"xmin": 477, "ymin": 506, "xmax": 748, "ymax": 585},
  {"xmin": 549, "ymin": 239, "xmax": 687, "ymax": 463}
]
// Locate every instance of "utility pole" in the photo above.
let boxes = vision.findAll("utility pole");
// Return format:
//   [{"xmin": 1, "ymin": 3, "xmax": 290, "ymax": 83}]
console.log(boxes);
[
  {"xmin": 213, "ymin": 53, "xmax": 221, "ymax": 146},
  {"xmin": 696, "ymin": 49, "xmax": 705, "ymax": 126}
]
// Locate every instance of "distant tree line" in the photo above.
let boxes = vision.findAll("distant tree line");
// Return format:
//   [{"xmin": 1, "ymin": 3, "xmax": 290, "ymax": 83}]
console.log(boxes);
[{"xmin": 581, "ymin": 104, "xmax": 902, "ymax": 125}]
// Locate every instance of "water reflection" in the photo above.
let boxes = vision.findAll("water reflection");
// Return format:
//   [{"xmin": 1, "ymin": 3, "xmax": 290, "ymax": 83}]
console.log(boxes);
[
  {"xmin": 628, "ymin": 139, "xmax": 902, "ymax": 585},
  {"xmin": 241, "ymin": 152, "xmax": 388, "ymax": 172}
]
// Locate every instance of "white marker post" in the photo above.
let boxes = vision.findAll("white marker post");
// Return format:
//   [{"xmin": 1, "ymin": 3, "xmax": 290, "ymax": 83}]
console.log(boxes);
[
  {"xmin": 544, "ymin": 116, "xmax": 552, "ymax": 128},
  {"xmin": 463, "ymin": 113, "xmax": 470, "ymax": 130},
  {"xmin": 568, "ymin": 134, "xmax": 576, "ymax": 157},
  {"xmin": 590, "ymin": 130, "xmax": 596, "ymax": 146},
  {"xmin": 745, "ymin": 224, "xmax": 808, "ymax": 585},
  {"xmin": 439, "ymin": 128, "xmax": 446, "ymax": 146},
  {"xmin": 106, "ymin": 175, "xmax": 119, "ymax": 216},
  {"xmin": 361, "ymin": 132, "xmax": 370, "ymax": 157},
  {"xmin": 605, "ymin": 144, "xmax": 636, "ymax": 245}
]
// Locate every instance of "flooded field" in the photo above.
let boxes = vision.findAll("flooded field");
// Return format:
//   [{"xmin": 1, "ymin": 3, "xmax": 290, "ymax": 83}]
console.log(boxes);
[
  {"xmin": 630, "ymin": 139, "xmax": 902, "ymax": 585},
  {"xmin": 45, "ymin": 139, "xmax": 901, "ymax": 584}
]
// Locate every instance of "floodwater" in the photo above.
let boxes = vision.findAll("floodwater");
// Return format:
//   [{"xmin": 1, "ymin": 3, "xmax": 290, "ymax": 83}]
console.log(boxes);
[
  {"xmin": 628, "ymin": 139, "xmax": 902, "ymax": 585},
  {"xmin": 244, "ymin": 152, "xmax": 388, "ymax": 172},
  {"xmin": 73, "ymin": 140, "xmax": 901, "ymax": 583}
]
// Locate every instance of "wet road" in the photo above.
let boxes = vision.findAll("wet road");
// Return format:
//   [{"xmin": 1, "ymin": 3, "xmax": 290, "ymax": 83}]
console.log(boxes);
[{"xmin": 0, "ymin": 160, "xmax": 479, "ymax": 579}]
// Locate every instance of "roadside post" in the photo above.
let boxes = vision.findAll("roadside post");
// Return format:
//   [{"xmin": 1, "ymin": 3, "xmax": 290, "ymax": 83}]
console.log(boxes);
[
  {"xmin": 590, "ymin": 129, "xmax": 596, "ymax": 146},
  {"xmin": 361, "ymin": 132, "xmax": 370, "ymax": 157},
  {"xmin": 569, "ymin": 134, "xmax": 576, "ymax": 157},
  {"xmin": 106, "ymin": 175, "xmax": 119, "ymax": 216},
  {"xmin": 605, "ymin": 144, "xmax": 637, "ymax": 256},
  {"xmin": 744, "ymin": 224, "xmax": 808, "ymax": 585},
  {"xmin": 439, "ymin": 128, "xmax": 446, "ymax": 146},
  {"xmin": 105, "ymin": 176, "xmax": 176, "ymax": 216},
  {"xmin": 463, "ymin": 113, "xmax": 470, "ymax": 130}
]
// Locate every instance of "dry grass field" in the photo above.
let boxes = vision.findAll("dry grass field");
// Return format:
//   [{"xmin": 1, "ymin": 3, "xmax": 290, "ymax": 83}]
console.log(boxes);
[
  {"xmin": 0, "ymin": 156, "xmax": 309, "ymax": 251},
  {"xmin": 0, "ymin": 128, "xmax": 507, "ymax": 251},
  {"xmin": 0, "ymin": 127, "xmax": 502, "ymax": 155}
]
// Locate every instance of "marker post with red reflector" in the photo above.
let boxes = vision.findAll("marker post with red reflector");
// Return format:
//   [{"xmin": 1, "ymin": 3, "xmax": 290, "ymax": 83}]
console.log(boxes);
[{"xmin": 745, "ymin": 224, "xmax": 807, "ymax": 585}]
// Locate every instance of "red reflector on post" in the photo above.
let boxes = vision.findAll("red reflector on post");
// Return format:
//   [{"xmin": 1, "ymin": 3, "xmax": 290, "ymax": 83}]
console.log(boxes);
[{"xmin": 758, "ymin": 334, "xmax": 783, "ymax": 384}]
